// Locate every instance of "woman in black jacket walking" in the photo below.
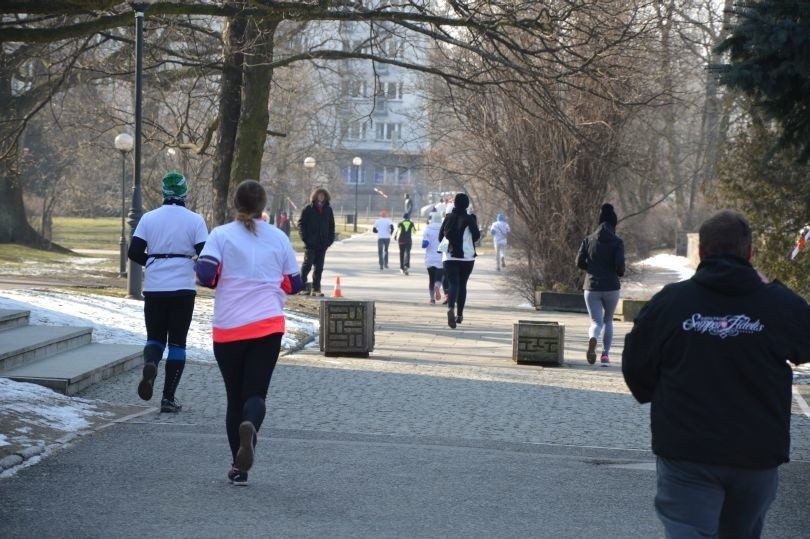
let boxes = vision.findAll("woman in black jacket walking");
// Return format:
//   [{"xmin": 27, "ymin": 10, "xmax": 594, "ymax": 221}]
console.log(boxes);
[{"xmin": 576, "ymin": 203, "xmax": 625, "ymax": 366}]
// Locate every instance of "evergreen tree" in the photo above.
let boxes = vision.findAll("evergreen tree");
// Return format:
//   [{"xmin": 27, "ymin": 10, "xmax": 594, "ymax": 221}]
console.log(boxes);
[
  {"xmin": 715, "ymin": 112, "xmax": 810, "ymax": 297},
  {"xmin": 715, "ymin": 1, "xmax": 810, "ymax": 161}
]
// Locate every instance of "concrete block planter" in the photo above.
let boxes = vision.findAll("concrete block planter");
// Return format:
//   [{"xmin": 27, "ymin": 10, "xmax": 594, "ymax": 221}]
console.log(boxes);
[
  {"xmin": 619, "ymin": 299, "xmax": 648, "ymax": 322},
  {"xmin": 512, "ymin": 320, "xmax": 565, "ymax": 366},
  {"xmin": 319, "ymin": 300, "xmax": 375, "ymax": 357},
  {"xmin": 534, "ymin": 291, "xmax": 587, "ymax": 313}
]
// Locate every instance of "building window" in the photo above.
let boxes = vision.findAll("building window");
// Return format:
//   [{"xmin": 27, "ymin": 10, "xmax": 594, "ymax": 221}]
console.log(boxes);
[
  {"xmin": 381, "ymin": 39, "xmax": 401, "ymax": 58},
  {"xmin": 384, "ymin": 81, "xmax": 403, "ymax": 100},
  {"xmin": 345, "ymin": 166, "xmax": 365, "ymax": 185},
  {"xmin": 398, "ymin": 167, "xmax": 411, "ymax": 185},
  {"xmin": 346, "ymin": 120, "xmax": 368, "ymax": 140},
  {"xmin": 383, "ymin": 166, "xmax": 397, "ymax": 184},
  {"xmin": 375, "ymin": 122, "xmax": 401, "ymax": 141},
  {"xmin": 373, "ymin": 166, "xmax": 385, "ymax": 185},
  {"xmin": 374, "ymin": 80, "xmax": 402, "ymax": 100},
  {"xmin": 348, "ymin": 79, "xmax": 368, "ymax": 98}
]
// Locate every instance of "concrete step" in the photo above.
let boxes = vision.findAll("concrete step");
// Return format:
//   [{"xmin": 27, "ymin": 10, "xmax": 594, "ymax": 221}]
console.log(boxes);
[
  {"xmin": 3, "ymin": 343, "xmax": 143, "ymax": 395},
  {"xmin": 0, "ymin": 309, "xmax": 30, "ymax": 332},
  {"xmin": 0, "ymin": 325, "xmax": 93, "ymax": 372}
]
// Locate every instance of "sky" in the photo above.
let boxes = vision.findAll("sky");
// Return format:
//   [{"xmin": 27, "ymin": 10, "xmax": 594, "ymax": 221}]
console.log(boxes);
[{"xmin": 1, "ymin": 253, "xmax": 807, "ymax": 477}]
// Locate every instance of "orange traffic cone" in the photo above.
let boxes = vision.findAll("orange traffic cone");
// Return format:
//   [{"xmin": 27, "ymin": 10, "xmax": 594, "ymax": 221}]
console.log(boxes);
[{"xmin": 331, "ymin": 276, "xmax": 343, "ymax": 298}]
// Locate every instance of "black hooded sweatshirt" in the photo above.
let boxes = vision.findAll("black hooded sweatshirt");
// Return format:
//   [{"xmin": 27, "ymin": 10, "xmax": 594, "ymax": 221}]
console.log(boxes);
[{"xmin": 622, "ymin": 255, "xmax": 810, "ymax": 469}]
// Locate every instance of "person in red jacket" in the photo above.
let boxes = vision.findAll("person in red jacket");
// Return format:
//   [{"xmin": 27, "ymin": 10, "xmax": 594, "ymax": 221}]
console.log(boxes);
[{"xmin": 623, "ymin": 210, "xmax": 810, "ymax": 538}]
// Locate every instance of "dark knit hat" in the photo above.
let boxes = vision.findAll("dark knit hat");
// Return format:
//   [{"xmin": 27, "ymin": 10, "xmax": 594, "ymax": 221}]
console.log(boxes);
[
  {"xmin": 454, "ymin": 192, "xmax": 470, "ymax": 210},
  {"xmin": 162, "ymin": 171, "xmax": 188, "ymax": 199},
  {"xmin": 598, "ymin": 203, "xmax": 617, "ymax": 227}
]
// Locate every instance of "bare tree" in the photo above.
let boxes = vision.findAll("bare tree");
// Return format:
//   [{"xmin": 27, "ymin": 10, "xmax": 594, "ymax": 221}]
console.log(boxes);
[
  {"xmin": 0, "ymin": 0, "xmax": 730, "ymax": 247},
  {"xmin": 423, "ymin": 1, "xmax": 662, "ymax": 295}
]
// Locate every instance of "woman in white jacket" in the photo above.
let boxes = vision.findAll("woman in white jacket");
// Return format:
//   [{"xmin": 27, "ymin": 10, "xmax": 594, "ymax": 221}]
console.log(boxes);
[
  {"xmin": 421, "ymin": 212, "xmax": 444, "ymax": 304},
  {"xmin": 489, "ymin": 214, "xmax": 511, "ymax": 270}
]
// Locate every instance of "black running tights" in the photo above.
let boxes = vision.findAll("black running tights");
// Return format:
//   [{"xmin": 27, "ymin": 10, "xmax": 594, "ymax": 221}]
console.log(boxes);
[
  {"xmin": 214, "ymin": 333, "xmax": 282, "ymax": 462},
  {"xmin": 443, "ymin": 260, "xmax": 475, "ymax": 315}
]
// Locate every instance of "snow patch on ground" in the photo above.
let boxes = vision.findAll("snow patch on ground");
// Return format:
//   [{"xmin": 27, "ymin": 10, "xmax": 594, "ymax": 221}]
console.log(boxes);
[
  {"xmin": 634, "ymin": 253, "xmax": 696, "ymax": 280},
  {"xmin": 0, "ymin": 252, "xmax": 806, "ymax": 476}
]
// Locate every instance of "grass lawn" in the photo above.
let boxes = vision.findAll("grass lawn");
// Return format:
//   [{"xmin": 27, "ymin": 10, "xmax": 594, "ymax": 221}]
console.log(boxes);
[
  {"xmin": 0, "ymin": 243, "xmax": 72, "ymax": 264},
  {"xmin": 1, "ymin": 217, "xmax": 360, "ymax": 260},
  {"xmin": 52, "ymin": 217, "xmax": 122, "ymax": 252}
]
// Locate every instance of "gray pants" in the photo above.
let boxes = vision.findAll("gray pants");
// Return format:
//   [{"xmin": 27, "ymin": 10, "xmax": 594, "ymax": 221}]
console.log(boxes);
[
  {"xmin": 584, "ymin": 289, "xmax": 619, "ymax": 354},
  {"xmin": 655, "ymin": 456, "xmax": 777, "ymax": 538}
]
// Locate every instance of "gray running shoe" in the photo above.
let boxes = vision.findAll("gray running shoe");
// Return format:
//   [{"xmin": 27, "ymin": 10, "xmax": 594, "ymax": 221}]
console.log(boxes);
[
  {"xmin": 160, "ymin": 398, "xmax": 182, "ymax": 413},
  {"xmin": 235, "ymin": 421, "xmax": 256, "ymax": 473},
  {"xmin": 137, "ymin": 363, "xmax": 158, "ymax": 401}
]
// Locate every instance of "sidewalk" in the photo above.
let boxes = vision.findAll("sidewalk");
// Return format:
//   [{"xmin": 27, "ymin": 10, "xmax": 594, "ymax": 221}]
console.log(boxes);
[{"xmin": 1, "ymin": 232, "xmax": 808, "ymax": 538}]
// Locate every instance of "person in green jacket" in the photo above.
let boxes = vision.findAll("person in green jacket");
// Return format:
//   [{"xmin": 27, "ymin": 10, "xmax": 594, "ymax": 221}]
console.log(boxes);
[{"xmin": 394, "ymin": 213, "xmax": 416, "ymax": 275}]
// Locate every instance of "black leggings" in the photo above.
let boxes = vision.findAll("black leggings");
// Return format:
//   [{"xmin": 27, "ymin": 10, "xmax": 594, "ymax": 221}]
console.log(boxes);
[
  {"xmin": 143, "ymin": 294, "xmax": 195, "ymax": 400},
  {"xmin": 427, "ymin": 266, "xmax": 443, "ymax": 296},
  {"xmin": 443, "ymin": 260, "xmax": 475, "ymax": 315},
  {"xmin": 143, "ymin": 293, "xmax": 195, "ymax": 355},
  {"xmin": 398, "ymin": 242, "xmax": 412, "ymax": 270},
  {"xmin": 214, "ymin": 333, "xmax": 283, "ymax": 462}
]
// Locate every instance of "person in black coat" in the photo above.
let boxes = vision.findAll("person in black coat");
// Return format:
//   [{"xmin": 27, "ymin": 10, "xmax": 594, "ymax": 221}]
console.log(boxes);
[
  {"xmin": 622, "ymin": 209, "xmax": 810, "ymax": 538},
  {"xmin": 297, "ymin": 188, "xmax": 335, "ymax": 296},
  {"xmin": 576, "ymin": 203, "xmax": 625, "ymax": 366},
  {"xmin": 439, "ymin": 193, "xmax": 480, "ymax": 328}
]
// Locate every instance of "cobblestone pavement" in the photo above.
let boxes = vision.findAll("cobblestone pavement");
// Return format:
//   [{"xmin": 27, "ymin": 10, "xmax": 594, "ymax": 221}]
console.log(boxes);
[
  {"xmin": 79, "ymin": 231, "xmax": 810, "ymax": 461},
  {"xmin": 2, "ymin": 232, "xmax": 809, "ymax": 538}
]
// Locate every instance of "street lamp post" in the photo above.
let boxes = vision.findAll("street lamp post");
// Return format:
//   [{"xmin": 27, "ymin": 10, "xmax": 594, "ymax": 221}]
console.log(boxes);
[
  {"xmin": 352, "ymin": 156, "xmax": 362, "ymax": 232},
  {"xmin": 114, "ymin": 133, "xmax": 134, "ymax": 278},
  {"xmin": 303, "ymin": 156, "xmax": 315, "ymax": 213},
  {"xmin": 126, "ymin": 0, "xmax": 155, "ymax": 300},
  {"xmin": 304, "ymin": 156, "xmax": 316, "ymax": 180}
]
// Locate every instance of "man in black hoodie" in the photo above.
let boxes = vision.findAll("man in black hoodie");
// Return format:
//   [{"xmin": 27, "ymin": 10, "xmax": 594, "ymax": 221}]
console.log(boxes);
[{"xmin": 623, "ymin": 210, "xmax": 810, "ymax": 538}]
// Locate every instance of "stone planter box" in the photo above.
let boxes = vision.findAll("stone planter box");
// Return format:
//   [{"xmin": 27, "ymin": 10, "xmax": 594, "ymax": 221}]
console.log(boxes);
[
  {"xmin": 319, "ymin": 300, "xmax": 375, "ymax": 357},
  {"xmin": 512, "ymin": 320, "xmax": 565, "ymax": 366},
  {"xmin": 534, "ymin": 291, "xmax": 587, "ymax": 313},
  {"xmin": 619, "ymin": 299, "xmax": 648, "ymax": 322}
]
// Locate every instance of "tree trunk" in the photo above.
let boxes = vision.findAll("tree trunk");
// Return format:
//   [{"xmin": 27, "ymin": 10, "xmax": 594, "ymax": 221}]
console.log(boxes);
[
  {"xmin": 0, "ymin": 151, "xmax": 42, "ymax": 245},
  {"xmin": 211, "ymin": 13, "xmax": 246, "ymax": 226},
  {"xmin": 230, "ymin": 17, "xmax": 277, "ymax": 193},
  {"xmin": 0, "ymin": 48, "xmax": 45, "ymax": 246}
]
